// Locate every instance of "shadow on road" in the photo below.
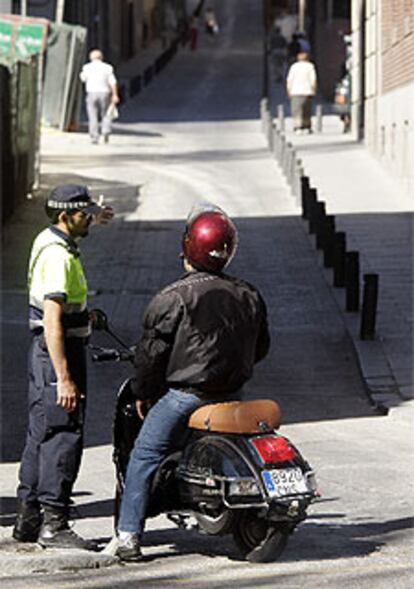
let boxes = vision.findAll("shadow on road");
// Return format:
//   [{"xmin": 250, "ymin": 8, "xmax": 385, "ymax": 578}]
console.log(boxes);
[
  {"xmin": 2, "ymin": 491, "xmax": 411, "ymax": 565},
  {"xmin": 3, "ymin": 187, "xmax": 397, "ymax": 463}
]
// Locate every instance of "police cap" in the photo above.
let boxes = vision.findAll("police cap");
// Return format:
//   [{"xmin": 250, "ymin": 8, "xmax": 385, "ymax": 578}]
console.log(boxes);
[{"xmin": 46, "ymin": 184, "xmax": 103, "ymax": 217}]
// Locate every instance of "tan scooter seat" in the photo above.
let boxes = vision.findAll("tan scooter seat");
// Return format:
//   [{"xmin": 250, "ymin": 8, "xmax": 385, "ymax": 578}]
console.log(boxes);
[{"xmin": 188, "ymin": 399, "xmax": 281, "ymax": 434}]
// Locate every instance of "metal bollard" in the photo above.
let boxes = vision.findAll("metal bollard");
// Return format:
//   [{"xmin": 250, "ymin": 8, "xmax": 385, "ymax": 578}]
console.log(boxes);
[
  {"xmin": 311, "ymin": 201, "xmax": 326, "ymax": 238},
  {"xmin": 345, "ymin": 251, "xmax": 360, "ymax": 311},
  {"xmin": 284, "ymin": 143, "xmax": 294, "ymax": 178},
  {"xmin": 288, "ymin": 149, "xmax": 298, "ymax": 186},
  {"xmin": 260, "ymin": 98, "xmax": 269, "ymax": 133},
  {"xmin": 360, "ymin": 274, "xmax": 379, "ymax": 340},
  {"xmin": 268, "ymin": 118, "xmax": 275, "ymax": 150},
  {"xmin": 279, "ymin": 134, "xmax": 286, "ymax": 165},
  {"xmin": 322, "ymin": 215, "xmax": 336, "ymax": 267},
  {"xmin": 293, "ymin": 159, "xmax": 304, "ymax": 199},
  {"xmin": 275, "ymin": 128, "xmax": 282, "ymax": 161},
  {"xmin": 304, "ymin": 186, "xmax": 317, "ymax": 222},
  {"xmin": 300, "ymin": 176, "xmax": 310, "ymax": 218},
  {"xmin": 333, "ymin": 232, "xmax": 346, "ymax": 287},
  {"xmin": 308, "ymin": 193, "xmax": 323, "ymax": 234},
  {"xmin": 316, "ymin": 104, "xmax": 323, "ymax": 133},
  {"xmin": 277, "ymin": 104, "xmax": 285, "ymax": 132}
]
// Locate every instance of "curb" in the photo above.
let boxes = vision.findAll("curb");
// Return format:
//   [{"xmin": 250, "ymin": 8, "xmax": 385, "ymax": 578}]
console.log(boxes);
[
  {"xmin": 0, "ymin": 533, "xmax": 118, "ymax": 578},
  {"xmin": 259, "ymin": 98, "xmax": 405, "ymax": 414}
]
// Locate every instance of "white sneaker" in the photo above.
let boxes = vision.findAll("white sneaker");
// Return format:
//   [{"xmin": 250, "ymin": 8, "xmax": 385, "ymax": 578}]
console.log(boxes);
[{"xmin": 103, "ymin": 533, "xmax": 142, "ymax": 561}]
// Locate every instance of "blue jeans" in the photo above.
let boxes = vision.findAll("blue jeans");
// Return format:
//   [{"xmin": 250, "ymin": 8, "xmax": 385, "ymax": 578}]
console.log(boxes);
[{"xmin": 117, "ymin": 389, "xmax": 204, "ymax": 535}]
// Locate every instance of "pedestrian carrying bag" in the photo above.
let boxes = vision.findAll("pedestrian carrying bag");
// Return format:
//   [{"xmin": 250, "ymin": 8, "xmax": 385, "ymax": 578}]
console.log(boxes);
[{"xmin": 106, "ymin": 103, "xmax": 119, "ymax": 121}]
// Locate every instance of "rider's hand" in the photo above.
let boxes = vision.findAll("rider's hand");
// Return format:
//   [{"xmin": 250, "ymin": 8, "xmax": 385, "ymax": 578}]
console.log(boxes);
[
  {"xmin": 57, "ymin": 379, "xmax": 82, "ymax": 413},
  {"xmin": 135, "ymin": 400, "xmax": 146, "ymax": 420}
]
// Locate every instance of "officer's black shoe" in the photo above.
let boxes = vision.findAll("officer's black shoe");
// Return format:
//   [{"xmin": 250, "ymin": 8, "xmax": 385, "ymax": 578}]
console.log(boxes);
[
  {"xmin": 38, "ymin": 506, "xmax": 97, "ymax": 551},
  {"xmin": 12, "ymin": 500, "xmax": 42, "ymax": 543}
]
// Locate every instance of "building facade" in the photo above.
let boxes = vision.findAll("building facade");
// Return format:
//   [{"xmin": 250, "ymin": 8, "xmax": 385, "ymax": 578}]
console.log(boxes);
[{"xmin": 352, "ymin": 0, "xmax": 414, "ymax": 194}]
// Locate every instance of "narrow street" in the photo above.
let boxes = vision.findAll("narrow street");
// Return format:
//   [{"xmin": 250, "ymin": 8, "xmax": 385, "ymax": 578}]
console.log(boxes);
[{"xmin": 1, "ymin": 1, "xmax": 413, "ymax": 587}]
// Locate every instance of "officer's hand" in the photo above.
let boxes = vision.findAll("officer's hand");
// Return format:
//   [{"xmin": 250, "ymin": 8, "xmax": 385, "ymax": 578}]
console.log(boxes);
[
  {"xmin": 94, "ymin": 205, "xmax": 114, "ymax": 225},
  {"xmin": 57, "ymin": 379, "xmax": 82, "ymax": 413},
  {"xmin": 135, "ymin": 400, "xmax": 147, "ymax": 421}
]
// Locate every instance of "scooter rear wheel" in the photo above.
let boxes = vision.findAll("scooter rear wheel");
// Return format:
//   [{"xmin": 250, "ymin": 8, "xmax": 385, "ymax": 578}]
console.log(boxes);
[{"xmin": 232, "ymin": 511, "xmax": 289, "ymax": 562}]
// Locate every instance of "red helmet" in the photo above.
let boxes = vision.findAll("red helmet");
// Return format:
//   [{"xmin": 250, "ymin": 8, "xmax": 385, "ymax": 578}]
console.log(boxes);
[{"xmin": 182, "ymin": 207, "xmax": 238, "ymax": 272}]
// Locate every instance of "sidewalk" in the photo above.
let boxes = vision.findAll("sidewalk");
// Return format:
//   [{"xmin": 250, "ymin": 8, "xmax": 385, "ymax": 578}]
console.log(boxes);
[{"xmin": 270, "ymin": 110, "xmax": 414, "ymax": 411}]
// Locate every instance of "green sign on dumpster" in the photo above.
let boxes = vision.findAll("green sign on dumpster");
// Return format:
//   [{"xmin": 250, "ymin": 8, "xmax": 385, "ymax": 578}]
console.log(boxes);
[
  {"xmin": 0, "ymin": 19, "xmax": 13, "ymax": 56},
  {"xmin": 14, "ymin": 22, "xmax": 45, "ymax": 57},
  {"xmin": 0, "ymin": 16, "xmax": 47, "ymax": 60}
]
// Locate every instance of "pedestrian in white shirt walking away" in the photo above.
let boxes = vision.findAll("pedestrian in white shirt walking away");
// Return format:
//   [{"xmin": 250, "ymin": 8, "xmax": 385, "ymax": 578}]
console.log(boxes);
[
  {"xmin": 286, "ymin": 51, "xmax": 317, "ymax": 134},
  {"xmin": 80, "ymin": 50, "xmax": 120, "ymax": 144}
]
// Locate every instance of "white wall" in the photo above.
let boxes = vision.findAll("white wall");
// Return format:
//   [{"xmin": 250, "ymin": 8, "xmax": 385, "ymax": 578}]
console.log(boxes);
[
  {"xmin": 352, "ymin": 0, "xmax": 413, "ymax": 197},
  {"xmin": 375, "ymin": 83, "xmax": 414, "ymax": 196}
]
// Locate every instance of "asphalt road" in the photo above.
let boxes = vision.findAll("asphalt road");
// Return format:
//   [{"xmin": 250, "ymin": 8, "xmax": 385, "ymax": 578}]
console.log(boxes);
[{"xmin": 1, "ymin": 1, "xmax": 413, "ymax": 587}]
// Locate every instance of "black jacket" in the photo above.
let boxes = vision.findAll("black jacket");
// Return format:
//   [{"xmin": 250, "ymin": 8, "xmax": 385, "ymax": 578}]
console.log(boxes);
[{"xmin": 130, "ymin": 270, "xmax": 270, "ymax": 402}]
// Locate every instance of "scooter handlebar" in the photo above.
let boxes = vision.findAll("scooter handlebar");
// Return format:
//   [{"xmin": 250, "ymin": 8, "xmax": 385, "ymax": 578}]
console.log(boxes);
[{"xmin": 90, "ymin": 347, "xmax": 134, "ymax": 363}]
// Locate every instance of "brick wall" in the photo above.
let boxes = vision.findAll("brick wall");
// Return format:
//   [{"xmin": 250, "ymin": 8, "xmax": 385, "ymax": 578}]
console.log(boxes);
[{"xmin": 382, "ymin": 0, "xmax": 414, "ymax": 93}]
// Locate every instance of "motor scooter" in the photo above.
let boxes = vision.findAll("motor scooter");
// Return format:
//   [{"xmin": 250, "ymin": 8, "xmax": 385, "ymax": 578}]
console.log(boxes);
[{"xmin": 90, "ymin": 311, "xmax": 318, "ymax": 563}]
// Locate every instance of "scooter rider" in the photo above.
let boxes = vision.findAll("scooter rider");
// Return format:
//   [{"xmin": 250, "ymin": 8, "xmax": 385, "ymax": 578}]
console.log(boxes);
[
  {"xmin": 13, "ymin": 184, "xmax": 113, "ymax": 549},
  {"xmin": 110, "ymin": 205, "xmax": 270, "ymax": 561}
]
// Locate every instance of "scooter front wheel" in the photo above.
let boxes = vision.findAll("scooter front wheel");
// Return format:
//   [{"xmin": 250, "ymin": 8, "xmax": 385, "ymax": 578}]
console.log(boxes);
[{"xmin": 232, "ymin": 511, "xmax": 289, "ymax": 563}]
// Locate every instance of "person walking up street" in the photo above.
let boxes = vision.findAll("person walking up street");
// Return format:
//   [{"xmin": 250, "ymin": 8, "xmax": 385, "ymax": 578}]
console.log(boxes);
[
  {"xmin": 204, "ymin": 7, "xmax": 219, "ymax": 36},
  {"xmin": 286, "ymin": 51, "xmax": 317, "ymax": 134},
  {"xmin": 80, "ymin": 50, "xmax": 120, "ymax": 144},
  {"xmin": 13, "ymin": 184, "xmax": 114, "ymax": 549},
  {"xmin": 105, "ymin": 205, "xmax": 270, "ymax": 561},
  {"xmin": 268, "ymin": 25, "xmax": 287, "ymax": 83},
  {"xmin": 189, "ymin": 14, "xmax": 199, "ymax": 51}
]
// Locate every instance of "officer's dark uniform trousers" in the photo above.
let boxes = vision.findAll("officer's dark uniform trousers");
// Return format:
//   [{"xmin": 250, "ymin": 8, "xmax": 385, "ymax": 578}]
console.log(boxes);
[{"xmin": 17, "ymin": 333, "xmax": 86, "ymax": 509}]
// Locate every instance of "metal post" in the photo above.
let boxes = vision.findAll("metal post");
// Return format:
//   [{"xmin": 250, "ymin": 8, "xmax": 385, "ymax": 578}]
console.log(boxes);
[
  {"xmin": 33, "ymin": 50, "xmax": 45, "ymax": 189},
  {"xmin": 322, "ymin": 215, "xmax": 336, "ymax": 267},
  {"xmin": 21, "ymin": 0, "xmax": 27, "ymax": 16},
  {"xmin": 293, "ymin": 159, "xmax": 304, "ymax": 200},
  {"xmin": 333, "ymin": 232, "xmax": 346, "ymax": 287},
  {"xmin": 305, "ymin": 186, "xmax": 317, "ymax": 223},
  {"xmin": 360, "ymin": 274, "xmax": 379, "ymax": 340},
  {"xmin": 345, "ymin": 251, "xmax": 360, "ymax": 311},
  {"xmin": 309, "ymin": 201, "xmax": 325, "ymax": 238},
  {"xmin": 59, "ymin": 29, "xmax": 76, "ymax": 130},
  {"xmin": 56, "ymin": 0, "xmax": 65, "ymax": 24},
  {"xmin": 316, "ymin": 104, "xmax": 323, "ymax": 133},
  {"xmin": 262, "ymin": 38, "xmax": 269, "ymax": 99},
  {"xmin": 260, "ymin": 97, "xmax": 269, "ymax": 132},
  {"xmin": 315, "ymin": 202, "xmax": 327, "ymax": 248},
  {"xmin": 300, "ymin": 176, "xmax": 310, "ymax": 218},
  {"xmin": 299, "ymin": 0, "xmax": 306, "ymax": 33},
  {"xmin": 277, "ymin": 104, "xmax": 285, "ymax": 132}
]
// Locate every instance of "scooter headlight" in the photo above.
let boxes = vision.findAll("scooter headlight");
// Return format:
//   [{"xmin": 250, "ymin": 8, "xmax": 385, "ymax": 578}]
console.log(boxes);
[{"xmin": 228, "ymin": 479, "xmax": 260, "ymax": 496}]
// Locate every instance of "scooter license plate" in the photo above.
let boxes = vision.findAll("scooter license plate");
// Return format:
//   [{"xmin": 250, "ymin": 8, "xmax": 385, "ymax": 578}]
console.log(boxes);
[{"xmin": 262, "ymin": 467, "xmax": 309, "ymax": 497}]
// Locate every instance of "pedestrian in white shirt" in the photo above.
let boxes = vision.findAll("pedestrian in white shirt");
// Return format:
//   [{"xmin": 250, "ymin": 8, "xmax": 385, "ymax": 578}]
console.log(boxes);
[
  {"xmin": 80, "ymin": 50, "xmax": 120, "ymax": 144},
  {"xmin": 286, "ymin": 52, "xmax": 317, "ymax": 134}
]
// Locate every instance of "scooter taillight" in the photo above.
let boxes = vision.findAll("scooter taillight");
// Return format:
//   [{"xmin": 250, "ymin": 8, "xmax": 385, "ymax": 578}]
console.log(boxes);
[{"xmin": 250, "ymin": 435, "xmax": 295, "ymax": 463}]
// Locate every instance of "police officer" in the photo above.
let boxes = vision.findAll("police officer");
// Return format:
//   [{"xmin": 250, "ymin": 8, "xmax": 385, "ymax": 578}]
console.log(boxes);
[
  {"xmin": 13, "ymin": 184, "xmax": 113, "ymax": 549},
  {"xmin": 108, "ymin": 205, "xmax": 270, "ymax": 561}
]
